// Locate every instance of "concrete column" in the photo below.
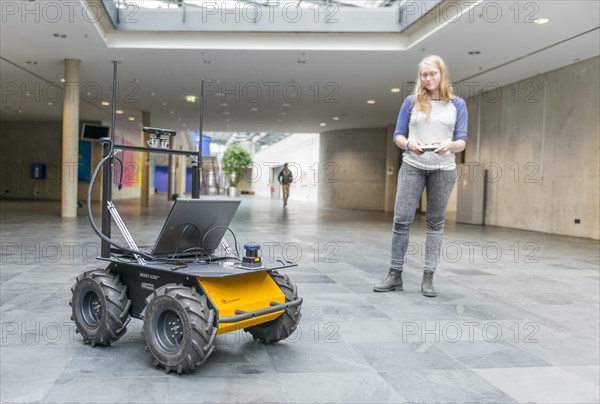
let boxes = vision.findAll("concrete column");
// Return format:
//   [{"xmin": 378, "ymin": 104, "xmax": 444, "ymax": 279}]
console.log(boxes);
[
  {"xmin": 384, "ymin": 126, "xmax": 401, "ymax": 212},
  {"xmin": 167, "ymin": 140, "xmax": 175, "ymax": 200},
  {"xmin": 319, "ymin": 128, "xmax": 387, "ymax": 210},
  {"xmin": 61, "ymin": 58, "xmax": 80, "ymax": 218},
  {"xmin": 177, "ymin": 152, "xmax": 187, "ymax": 196},
  {"xmin": 140, "ymin": 111, "xmax": 151, "ymax": 207}
]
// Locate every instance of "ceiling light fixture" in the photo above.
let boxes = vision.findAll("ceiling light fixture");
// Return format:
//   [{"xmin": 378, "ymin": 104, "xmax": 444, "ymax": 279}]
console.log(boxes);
[
  {"xmin": 60, "ymin": 78, "xmax": 65, "ymax": 83},
  {"xmin": 186, "ymin": 95, "xmax": 197, "ymax": 103},
  {"xmin": 367, "ymin": 100, "xmax": 376, "ymax": 104},
  {"xmin": 101, "ymin": 101, "xmax": 110, "ymax": 106},
  {"xmin": 320, "ymin": 123, "xmax": 327, "ymax": 127},
  {"xmin": 116, "ymin": 110, "xmax": 123, "ymax": 114},
  {"xmin": 250, "ymin": 107, "xmax": 259, "ymax": 112},
  {"xmin": 534, "ymin": 18, "xmax": 550, "ymax": 24},
  {"xmin": 333, "ymin": 117, "xmax": 340, "ymax": 121},
  {"xmin": 128, "ymin": 117, "xmax": 135, "ymax": 121},
  {"xmin": 391, "ymin": 88, "xmax": 401, "ymax": 93}
]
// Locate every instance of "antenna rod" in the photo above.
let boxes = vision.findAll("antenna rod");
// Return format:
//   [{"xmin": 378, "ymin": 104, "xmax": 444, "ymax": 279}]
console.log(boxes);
[
  {"xmin": 192, "ymin": 79, "xmax": 205, "ymax": 198},
  {"xmin": 101, "ymin": 60, "xmax": 119, "ymax": 257}
]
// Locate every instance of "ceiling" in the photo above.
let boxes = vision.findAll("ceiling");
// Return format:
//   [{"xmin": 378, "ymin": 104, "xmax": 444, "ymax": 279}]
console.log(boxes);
[{"xmin": 1, "ymin": 0, "xmax": 599, "ymax": 145}]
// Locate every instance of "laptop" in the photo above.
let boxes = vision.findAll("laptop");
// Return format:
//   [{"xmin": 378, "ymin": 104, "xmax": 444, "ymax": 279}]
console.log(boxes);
[{"xmin": 150, "ymin": 198, "xmax": 241, "ymax": 257}]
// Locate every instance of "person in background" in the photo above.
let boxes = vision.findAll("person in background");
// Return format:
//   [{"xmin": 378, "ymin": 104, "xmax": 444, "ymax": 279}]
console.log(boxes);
[
  {"xmin": 278, "ymin": 163, "xmax": 293, "ymax": 208},
  {"xmin": 374, "ymin": 55, "xmax": 468, "ymax": 297}
]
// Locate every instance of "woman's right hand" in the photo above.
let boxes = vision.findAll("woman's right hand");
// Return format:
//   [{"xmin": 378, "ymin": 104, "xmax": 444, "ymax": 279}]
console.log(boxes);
[{"xmin": 407, "ymin": 141, "xmax": 424, "ymax": 156}]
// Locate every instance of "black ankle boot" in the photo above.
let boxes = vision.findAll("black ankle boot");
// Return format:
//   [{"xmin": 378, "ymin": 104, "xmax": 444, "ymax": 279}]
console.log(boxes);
[
  {"xmin": 373, "ymin": 270, "xmax": 403, "ymax": 292},
  {"xmin": 421, "ymin": 271, "xmax": 437, "ymax": 297}
]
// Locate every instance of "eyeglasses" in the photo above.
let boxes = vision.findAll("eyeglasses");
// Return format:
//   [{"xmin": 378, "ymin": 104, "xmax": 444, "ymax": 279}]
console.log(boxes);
[{"xmin": 420, "ymin": 71, "xmax": 440, "ymax": 80}]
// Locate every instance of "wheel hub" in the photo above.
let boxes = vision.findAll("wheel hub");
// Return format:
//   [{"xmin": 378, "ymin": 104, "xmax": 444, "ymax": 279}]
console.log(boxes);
[
  {"xmin": 155, "ymin": 309, "xmax": 184, "ymax": 352},
  {"xmin": 82, "ymin": 290, "xmax": 102, "ymax": 327}
]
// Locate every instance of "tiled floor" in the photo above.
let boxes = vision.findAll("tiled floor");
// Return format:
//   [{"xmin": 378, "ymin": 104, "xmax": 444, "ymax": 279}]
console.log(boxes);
[{"xmin": 1, "ymin": 195, "xmax": 599, "ymax": 404}]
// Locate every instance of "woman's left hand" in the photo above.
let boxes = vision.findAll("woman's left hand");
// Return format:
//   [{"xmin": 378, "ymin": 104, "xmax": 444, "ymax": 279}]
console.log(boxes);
[{"xmin": 432, "ymin": 140, "xmax": 453, "ymax": 154}]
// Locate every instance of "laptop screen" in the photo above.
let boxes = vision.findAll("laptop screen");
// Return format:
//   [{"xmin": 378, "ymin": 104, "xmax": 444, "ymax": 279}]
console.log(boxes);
[{"xmin": 151, "ymin": 198, "xmax": 241, "ymax": 257}]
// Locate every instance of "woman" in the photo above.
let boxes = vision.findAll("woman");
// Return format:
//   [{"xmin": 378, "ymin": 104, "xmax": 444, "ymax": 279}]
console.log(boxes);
[{"xmin": 374, "ymin": 55, "xmax": 468, "ymax": 297}]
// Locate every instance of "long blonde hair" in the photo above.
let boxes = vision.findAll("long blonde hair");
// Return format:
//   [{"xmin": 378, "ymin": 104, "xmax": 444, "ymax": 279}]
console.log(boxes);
[{"xmin": 414, "ymin": 55, "xmax": 454, "ymax": 119}]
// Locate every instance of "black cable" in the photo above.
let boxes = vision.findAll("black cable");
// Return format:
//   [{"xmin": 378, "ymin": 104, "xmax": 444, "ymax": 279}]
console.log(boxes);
[
  {"xmin": 168, "ymin": 223, "xmax": 201, "ymax": 260},
  {"xmin": 202, "ymin": 226, "xmax": 240, "ymax": 259},
  {"xmin": 113, "ymin": 156, "xmax": 124, "ymax": 190},
  {"xmin": 87, "ymin": 150, "xmax": 159, "ymax": 261}
]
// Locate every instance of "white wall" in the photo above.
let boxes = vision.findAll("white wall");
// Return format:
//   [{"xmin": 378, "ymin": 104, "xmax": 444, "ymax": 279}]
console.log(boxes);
[{"xmin": 250, "ymin": 133, "xmax": 320, "ymax": 202}]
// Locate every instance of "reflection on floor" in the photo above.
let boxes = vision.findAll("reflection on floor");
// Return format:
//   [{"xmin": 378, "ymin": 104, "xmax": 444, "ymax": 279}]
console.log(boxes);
[{"xmin": 1, "ymin": 195, "xmax": 598, "ymax": 403}]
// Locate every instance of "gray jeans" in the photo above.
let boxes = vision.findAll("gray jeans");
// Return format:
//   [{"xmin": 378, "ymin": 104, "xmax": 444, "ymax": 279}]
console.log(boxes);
[{"xmin": 390, "ymin": 163, "xmax": 457, "ymax": 273}]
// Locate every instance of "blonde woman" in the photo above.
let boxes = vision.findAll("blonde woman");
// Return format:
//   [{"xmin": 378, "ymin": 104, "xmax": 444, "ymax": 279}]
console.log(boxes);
[{"xmin": 374, "ymin": 55, "xmax": 468, "ymax": 297}]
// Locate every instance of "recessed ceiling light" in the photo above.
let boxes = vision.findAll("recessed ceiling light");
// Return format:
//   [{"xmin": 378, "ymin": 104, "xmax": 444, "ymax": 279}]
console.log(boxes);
[
  {"xmin": 186, "ymin": 95, "xmax": 197, "ymax": 103},
  {"xmin": 178, "ymin": 118, "xmax": 182, "ymax": 121},
  {"xmin": 170, "ymin": 110, "xmax": 174, "ymax": 114},
  {"xmin": 367, "ymin": 100, "xmax": 376, "ymax": 104},
  {"xmin": 47, "ymin": 102, "xmax": 53, "ymax": 106},
  {"xmin": 60, "ymin": 78, "xmax": 65, "ymax": 83},
  {"xmin": 18, "ymin": 110, "xmax": 23, "ymax": 114},
  {"xmin": 250, "ymin": 107, "xmax": 259, "ymax": 112},
  {"xmin": 468, "ymin": 51, "xmax": 481, "ymax": 55},
  {"xmin": 391, "ymin": 88, "xmax": 401, "ymax": 93},
  {"xmin": 25, "ymin": 60, "xmax": 37, "ymax": 65},
  {"xmin": 332, "ymin": 117, "xmax": 340, "ymax": 121},
  {"xmin": 101, "ymin": 101, "xmax": 110, "ymax": 106},
  {"xmin": 162, "ymin": 102, "xmax": 167, "ymax": 106},
  {"xmin": 128, "ymin": 117, "xmax": 135, "ymax": 121},
  {"xmin": 116, "ymin": 110, "xmax": 123, "ymax": 114},
  {"xmin": 150, "ymin": 92, "xmax": 156, "ymax": 96},
  {"xmin": 320, "ymin": 123, "xmax": 327, "ymax": 127},
  {"xmin": 534, "ymin": 18, "xmax": 550, "ymax": 24}
]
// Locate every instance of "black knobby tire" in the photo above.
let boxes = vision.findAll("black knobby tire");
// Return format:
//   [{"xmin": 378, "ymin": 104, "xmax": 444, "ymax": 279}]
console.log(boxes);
[
  {"xmin": 70, "ymin": 269, "xmax": 131, "ymax": 346},
  {"xmin": 141, "ymin": 284, "xmax": 217, "ymax": 374},
  {"xmin": 245, "ymin": 271, "xmax": 302, "ymax": 344}
]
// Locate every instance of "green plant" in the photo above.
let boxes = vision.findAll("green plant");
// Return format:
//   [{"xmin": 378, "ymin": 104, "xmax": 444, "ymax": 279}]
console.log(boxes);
[{"xmin": 221, "ymin": 144, "xmax": 251, "ymax": 187}]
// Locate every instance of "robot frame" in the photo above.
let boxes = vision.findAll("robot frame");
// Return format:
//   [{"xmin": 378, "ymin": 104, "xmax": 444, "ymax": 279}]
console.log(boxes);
[{"xmin": 70, "ymin": 62, "xmax": 303, "ymax": 374}]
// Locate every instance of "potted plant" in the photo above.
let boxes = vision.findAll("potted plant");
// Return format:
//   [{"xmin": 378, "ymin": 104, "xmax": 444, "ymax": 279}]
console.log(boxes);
[{"xmin": 221, "ymin": 144, "xmax": 251, "ymax": 197}]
